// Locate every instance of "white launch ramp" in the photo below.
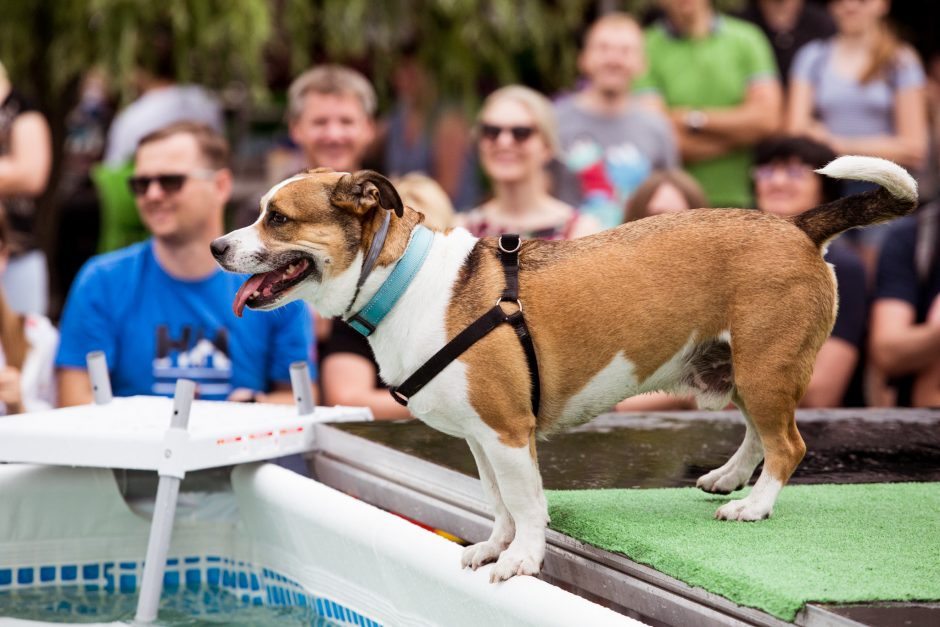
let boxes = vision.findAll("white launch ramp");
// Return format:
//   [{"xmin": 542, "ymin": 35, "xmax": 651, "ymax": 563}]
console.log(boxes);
[{"xmin": 0, "ymin": 354, "xmax": 370, "ymax": 623}]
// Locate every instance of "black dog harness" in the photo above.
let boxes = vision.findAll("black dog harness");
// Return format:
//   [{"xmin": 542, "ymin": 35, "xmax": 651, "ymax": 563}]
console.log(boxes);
[{"xmin": 389, "ymin": 234, "xmax": 541, "ymax": 417}]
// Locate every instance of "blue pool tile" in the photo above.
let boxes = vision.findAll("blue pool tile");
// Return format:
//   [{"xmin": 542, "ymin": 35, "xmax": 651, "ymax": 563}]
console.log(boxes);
[
  {"xmin": 166, "ymin": 558, "xmax": 178, "ymax": 566},
  {"xmin": 163, "ymin": 571, "xmax": 179, "ymax": 588},
  {"xmin": 17, "ymin": 568, "xmax": 34, "ymax": 585},
  {"xmin": 84, "ymin": 584, "xmax": 99, "ymax": 592},
  {"xmin": 206, "ymin": 555, "xmax": 221, "ymax": 563},
  {"xmin": 184, "ymin": 556, "xmax": 200, "ymax": 564},
  {"xmin": 206, "ymin": 568, "xmax": 220, "ymax": 586},
  {"xmin": 120, "ymin": 574, "xmax": 136, "ymax": 593},
  {"xmin": 250, "ymin": 573, "xmax": 260, "ymax": 591},
  {"xmin": 119, "ymin": 562, "xmax": 136, "ymax": 570},
  {"xmin": 0, "ymin": 569, "xmax": 12, "ymax": 586},
  {"xmin": 186, "ymin": 569, "xmax": 201, "ymax": 585},
  {"xmin": 39, "ymin": 566, "xmax": 56, "ymax": 582},
  {"xmin": 252, "ymin": 597, "xmax": 263, "ymax": 606},
  {"xmin": 238, "ymin": 572, "xmax": 248, "ymax": 589},
  {"xmin": 82, "ymin": 564, "xmax": 99, "ymax": 580},
  {"xmin": 61, "ymin": 565, "xmax": 77, "ymax": 581}
]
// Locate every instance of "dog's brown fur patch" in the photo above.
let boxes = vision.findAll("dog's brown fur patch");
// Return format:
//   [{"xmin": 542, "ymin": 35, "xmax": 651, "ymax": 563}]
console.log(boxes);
[
  {"xmin": 259, "ymin": 172, "xmax": 423, "ymax": 281},
  {"xmin": 448, "ymin": 209, "xmax": 835, "ymax": 458}
]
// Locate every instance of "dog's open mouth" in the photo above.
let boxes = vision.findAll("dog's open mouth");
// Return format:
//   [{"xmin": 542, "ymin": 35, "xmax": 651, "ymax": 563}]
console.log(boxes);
[{"xmin": 233, "ymin": 257, "xmax": 316, "ymax": 317}]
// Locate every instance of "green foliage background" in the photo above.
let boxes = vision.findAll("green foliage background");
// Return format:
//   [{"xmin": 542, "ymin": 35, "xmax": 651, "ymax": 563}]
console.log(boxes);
[{"xmin": 0, "ymin": 0, "xmax": 744, "ymax": 114}]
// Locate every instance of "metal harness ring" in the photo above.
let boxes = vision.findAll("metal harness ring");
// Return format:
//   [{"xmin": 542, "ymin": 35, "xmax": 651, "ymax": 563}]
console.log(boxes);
[{"xmin": 495, "ymin": 297, "xmax": 523, "ymax": 314}]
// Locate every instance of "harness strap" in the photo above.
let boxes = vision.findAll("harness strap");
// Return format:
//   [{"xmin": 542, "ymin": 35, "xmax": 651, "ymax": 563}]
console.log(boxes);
[{"xmin": 390, "ymin": 234, "xmax": 541, "ymax": 417}]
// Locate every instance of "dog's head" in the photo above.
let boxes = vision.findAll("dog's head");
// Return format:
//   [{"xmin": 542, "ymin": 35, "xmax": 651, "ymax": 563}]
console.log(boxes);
[{"xmin": 211, "ymin": 168, "xmax": 406, "ymax": 317}]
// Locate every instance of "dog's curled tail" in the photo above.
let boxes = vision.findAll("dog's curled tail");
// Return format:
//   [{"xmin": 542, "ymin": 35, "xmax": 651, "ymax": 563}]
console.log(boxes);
[{"xmin": 791, "ymin": 155, "xmax": 918, "ymax": 247}]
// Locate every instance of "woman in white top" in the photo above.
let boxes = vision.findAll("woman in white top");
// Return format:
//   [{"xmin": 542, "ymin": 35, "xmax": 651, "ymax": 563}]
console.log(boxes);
[
  {"xmin": 460, "ymin": 85, "xmax": 600, "ymax": 240},
  {"xmin": 0, "ymin": 205, "xmax": 56, "ymax": 415}
]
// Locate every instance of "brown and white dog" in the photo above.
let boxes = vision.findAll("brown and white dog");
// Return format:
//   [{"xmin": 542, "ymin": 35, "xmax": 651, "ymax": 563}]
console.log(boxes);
[{"xmin": 211, "ymin": 156, "xmax": 916, "ymax": 582}]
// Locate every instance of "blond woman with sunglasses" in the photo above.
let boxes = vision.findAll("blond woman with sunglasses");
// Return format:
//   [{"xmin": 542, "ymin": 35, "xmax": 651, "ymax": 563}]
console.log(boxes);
[{"xmin": 460, "ymin": 86, "xmax": 601, "ymax": 240}]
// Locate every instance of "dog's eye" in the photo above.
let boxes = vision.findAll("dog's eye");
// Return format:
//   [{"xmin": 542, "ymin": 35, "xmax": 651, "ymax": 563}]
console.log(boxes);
[{"xmin": 267, "ymin": 210, "xmax": 289, "ymax": 226}]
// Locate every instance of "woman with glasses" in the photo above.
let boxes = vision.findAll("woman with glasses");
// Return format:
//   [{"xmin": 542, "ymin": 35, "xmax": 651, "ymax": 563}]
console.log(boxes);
[
  {"xmin": 460, "ymin": 86, "xmax": 600, "ymax": 240},
  {"xmin": 753, "ymin": 135, "xmax": 869, "ymax": 407}
]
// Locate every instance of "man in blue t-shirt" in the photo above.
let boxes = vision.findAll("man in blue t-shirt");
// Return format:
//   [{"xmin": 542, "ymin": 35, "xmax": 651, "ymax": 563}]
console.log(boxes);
[{"xmin": 57, "ymin": 121, "xmax": 316, "ymax": 405}]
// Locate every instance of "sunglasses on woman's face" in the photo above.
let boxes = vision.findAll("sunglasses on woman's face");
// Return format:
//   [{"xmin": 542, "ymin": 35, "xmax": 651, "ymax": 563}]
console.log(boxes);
[
  {"xmin": 480, "ymin": 124, "xmax": 537, "ymax": 143},
  {"xmin": 127, "ymin": 170, "xmax": 216, "ymax": 196}
]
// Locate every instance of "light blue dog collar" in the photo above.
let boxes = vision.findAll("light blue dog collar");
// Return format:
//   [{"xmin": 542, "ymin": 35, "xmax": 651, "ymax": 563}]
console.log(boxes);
[{"xmin": 346, "ymin": 226, "xmax": 434, "ymax": 336}]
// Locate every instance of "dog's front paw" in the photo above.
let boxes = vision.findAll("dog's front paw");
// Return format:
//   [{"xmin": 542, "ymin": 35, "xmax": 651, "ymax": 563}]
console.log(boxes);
[
  {"xmin": 715, "ymin": 498, "xmax": 772, "ymax": 521},
  {"xmin": 489, "ymin": 547, "xmax": 542, "ymax": 583},
  {"xmin": 461, "ymin": 541, "xmax": 505, "ymax": 570},
  {"xmin": 697, "ymin": 469, "xmax": 744, "ymax": 495}
]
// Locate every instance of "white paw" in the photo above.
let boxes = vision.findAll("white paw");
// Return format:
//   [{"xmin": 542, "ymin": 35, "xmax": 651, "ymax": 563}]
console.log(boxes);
[
  {"xmin": 715, "ymin": 498, "xmax": 772, "ymax": 521},
  {"xmin": 461, "ymin": 540, "xmax": 506, "ymax": 570},
  {"xmin": 489, "ymin": 546, "xmax": 542, "ymax": 582},
  {"xmin": 697, "ymin": 469, "xmax": 746, "ymax": 494}
]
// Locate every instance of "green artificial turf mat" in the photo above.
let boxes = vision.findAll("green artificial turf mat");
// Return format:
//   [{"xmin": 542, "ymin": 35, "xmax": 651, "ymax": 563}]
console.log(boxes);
[{"xmin": 546, "ymin": 483, "xmax": 940, "ymax": 621}]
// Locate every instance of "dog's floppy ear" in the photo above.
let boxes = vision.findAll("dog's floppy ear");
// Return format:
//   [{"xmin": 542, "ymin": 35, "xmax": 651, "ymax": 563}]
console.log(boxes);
[{"xmin": 331, "ymin": 170, "xmax": 404, "ymax": 218}]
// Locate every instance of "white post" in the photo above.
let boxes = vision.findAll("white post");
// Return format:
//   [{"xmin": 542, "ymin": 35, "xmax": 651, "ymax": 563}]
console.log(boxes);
[
  {"xmin": 86, "ymin": 351, "xmax": 112, "ymax": 405},
  {"xmin": 290, "ymin": 361, "xmax": 315, "ymax": 415},
  {"xmin": 134, "ymin": 379, "xmax": 195, "ymax": 623}
]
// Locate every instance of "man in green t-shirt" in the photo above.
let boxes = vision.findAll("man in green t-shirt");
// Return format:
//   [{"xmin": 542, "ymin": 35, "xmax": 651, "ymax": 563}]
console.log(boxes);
[{"xmin": 633, "ymin": 0, "xmax": 782, "ymax": 208}]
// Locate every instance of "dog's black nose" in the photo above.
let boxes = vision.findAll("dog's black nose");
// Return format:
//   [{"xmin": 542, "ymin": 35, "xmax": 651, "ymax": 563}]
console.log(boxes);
[{"xmin": 210, "ymin": 238, "xmax": 229, "ymax": 260}]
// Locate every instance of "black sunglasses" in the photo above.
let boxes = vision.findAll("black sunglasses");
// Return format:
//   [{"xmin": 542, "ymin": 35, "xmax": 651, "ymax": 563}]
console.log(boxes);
[
  {"xmin": 480, "ymin": 124, "xmax": 537, "ymax": 143},
  {"xmin": 127, "ymin": 170, "xmax": 216, "ymax": 196}
]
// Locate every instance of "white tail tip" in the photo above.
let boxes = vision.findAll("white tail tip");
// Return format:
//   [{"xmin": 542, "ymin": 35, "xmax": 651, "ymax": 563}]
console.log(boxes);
[{"xmin": 816, "ymin": 156, "xmax": 918, "ymax": 203}]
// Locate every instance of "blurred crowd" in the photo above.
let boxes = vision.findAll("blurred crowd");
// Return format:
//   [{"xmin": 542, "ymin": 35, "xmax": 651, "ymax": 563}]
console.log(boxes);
[{"xmin": 2, "ymin": 0, "xmax": 939, "ymax": 432}]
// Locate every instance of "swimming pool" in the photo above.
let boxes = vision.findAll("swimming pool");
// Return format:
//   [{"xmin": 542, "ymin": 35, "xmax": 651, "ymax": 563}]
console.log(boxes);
[{"xmin": 0, "ymin": 462, "xmax": 638, "ymax": 627}]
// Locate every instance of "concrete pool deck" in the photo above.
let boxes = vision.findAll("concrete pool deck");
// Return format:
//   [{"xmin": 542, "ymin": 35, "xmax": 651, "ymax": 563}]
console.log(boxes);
[{"xmin": 316, "ymin": 409, "xmax": 940, "ymax": 627}]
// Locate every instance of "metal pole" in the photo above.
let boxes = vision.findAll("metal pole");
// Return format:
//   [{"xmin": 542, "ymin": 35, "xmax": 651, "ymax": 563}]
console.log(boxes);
[
  {"xmin": 134, "ymin": 379, "xmax": 195, "ymax": 623},
  {"xmin": 86, "ymin": 351, "xmax": 112, "ymax": 405},
  {"xmin": 290, "ymin": 361, "xmax": 315, "ymax": 415}
]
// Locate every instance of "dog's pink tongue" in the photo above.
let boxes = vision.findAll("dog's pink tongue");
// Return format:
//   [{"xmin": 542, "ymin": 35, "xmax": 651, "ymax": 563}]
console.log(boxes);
[{"xmin": 233, "ymin": 273, "xmax": 268, "ymax": 318}]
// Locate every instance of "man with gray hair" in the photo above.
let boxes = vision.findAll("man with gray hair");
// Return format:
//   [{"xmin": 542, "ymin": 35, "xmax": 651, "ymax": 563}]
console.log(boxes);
[{"xmin": 288, "ymin": 64, "xmax": 377, "ymax": 173}]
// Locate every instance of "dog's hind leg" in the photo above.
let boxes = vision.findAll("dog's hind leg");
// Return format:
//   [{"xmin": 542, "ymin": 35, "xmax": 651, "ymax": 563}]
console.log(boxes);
[
  {"xmin": 715, "ymin": 374, "xmax": 807, "ymax": 521},
  {"xmin": 480, "ymin": 429, "xmax": 549, "ymax": 582},
  {"xmin": 696, "ymin": 390, "xmax": 765, "ymax": 494},
  {"xmin": 461, "ymin": 438, "xmax": 517, "ymax": 570}
]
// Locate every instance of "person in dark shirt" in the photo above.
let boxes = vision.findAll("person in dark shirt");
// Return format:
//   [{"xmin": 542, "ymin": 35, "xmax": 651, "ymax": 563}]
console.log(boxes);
[
  {"xmin": 0, "ymin": 60, "xmax": 52, "ymax": 316},
  {"xmin": 738, "ymin": 0, "xmax": 836, "ymax": 88},
  {"xmin": 870, "ymin": 200, "xmax": 940, "ymax": 407},
  {"xmin": 288, "ymin": 65, "xmax": 413, "ymax": 420},
  {"xmin": 753, "ymin": 135, "xmax": 868, "ymax": 406}
]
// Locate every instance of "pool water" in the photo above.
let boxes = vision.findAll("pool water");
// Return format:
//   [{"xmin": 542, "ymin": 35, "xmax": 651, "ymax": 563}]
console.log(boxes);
[{"xmin": 0, "ymin": 585, "xmax": 343, "ymax": 626}]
